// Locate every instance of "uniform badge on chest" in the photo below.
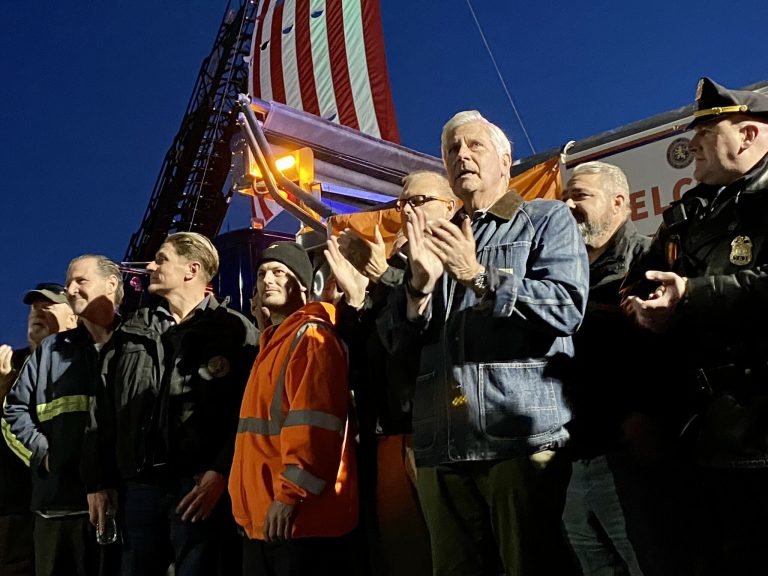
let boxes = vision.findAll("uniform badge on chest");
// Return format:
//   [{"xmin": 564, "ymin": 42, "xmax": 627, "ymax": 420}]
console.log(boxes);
[{"xmin": 729, "ymin": 235, "xmax": 753, "ymax": 266}]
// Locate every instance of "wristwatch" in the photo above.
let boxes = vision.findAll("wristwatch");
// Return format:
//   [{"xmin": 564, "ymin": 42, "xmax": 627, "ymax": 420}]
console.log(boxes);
[{"xmin": 471, "ymin": 270, "xmax": 489, "ymax": 296}]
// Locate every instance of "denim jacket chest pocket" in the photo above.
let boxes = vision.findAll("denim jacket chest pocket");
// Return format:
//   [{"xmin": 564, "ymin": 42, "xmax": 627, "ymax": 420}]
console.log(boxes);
[{"xmin": 477, "ymin": 240, "xmax": 531, "ymax": 270}]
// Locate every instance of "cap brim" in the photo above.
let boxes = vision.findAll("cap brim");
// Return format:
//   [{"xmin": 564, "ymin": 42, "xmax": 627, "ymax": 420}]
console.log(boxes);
[
  {"xmin": 684, "ymin": 113, "xmax": 727, "ymax": 131},
  {"xmin": 23, "ymin": 289, "xmax": 68, "ymax": 305}
]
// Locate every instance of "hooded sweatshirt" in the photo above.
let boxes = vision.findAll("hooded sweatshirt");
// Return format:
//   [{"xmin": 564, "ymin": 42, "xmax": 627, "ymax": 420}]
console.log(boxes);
[{"xmin": 229, "ymin": 301, "xmax": 357, "ymax": 540}]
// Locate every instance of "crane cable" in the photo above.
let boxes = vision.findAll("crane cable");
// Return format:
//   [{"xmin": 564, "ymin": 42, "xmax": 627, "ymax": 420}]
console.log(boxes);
[{"xmin": 465, "ymin": 0, "xmax": 536, "ymax": 155}]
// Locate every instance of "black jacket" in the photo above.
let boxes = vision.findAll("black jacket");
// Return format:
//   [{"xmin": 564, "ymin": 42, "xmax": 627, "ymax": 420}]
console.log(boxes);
[
  {"xmin": 565, "ymin": 220, "xmax": 658, "ymax": 457},
  {"xmin": 83, "ymin": 297, "xmax": 257, "ymax": 489},
  {"xmin": 336, "ymin": 255, "xmax": 417, "ymax": 437},
  {"xmin": 623, "ymin": 152, "xmax": 768, "ymax": 466}
]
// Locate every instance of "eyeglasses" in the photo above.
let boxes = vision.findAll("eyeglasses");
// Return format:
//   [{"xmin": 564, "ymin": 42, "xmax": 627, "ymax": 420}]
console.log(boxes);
[
  {"xmin": 34, "ymin": 283, "xmax": 66, "ymax": 294},
  {"xmin": 395, "ymin": 195, "xmax": 453, "ymax": 212}
]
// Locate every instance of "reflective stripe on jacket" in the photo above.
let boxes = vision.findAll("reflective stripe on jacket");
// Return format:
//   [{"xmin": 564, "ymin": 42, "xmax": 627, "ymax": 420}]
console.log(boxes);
[
  {"xmin": 229, "ymin": 301, "xmax": 357, "ymax": 540},
  {"xmin": 2, "ymin": 326, "xmax": 98, "ymax": 513}
]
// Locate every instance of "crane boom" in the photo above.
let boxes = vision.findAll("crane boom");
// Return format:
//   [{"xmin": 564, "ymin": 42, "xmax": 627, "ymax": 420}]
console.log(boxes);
[{"xmin": 124, "ymin": 1, "xmax": 256, "ymax": 265}]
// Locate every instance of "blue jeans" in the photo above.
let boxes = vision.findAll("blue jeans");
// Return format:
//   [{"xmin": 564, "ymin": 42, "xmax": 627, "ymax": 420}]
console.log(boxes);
[
  {"xmin": 563, "ymin": 451, "xmax": 695, "ymax": 576},
  {"xmin": 563, "ymin": 455, "xmax": 643, "ymax": 576},
  {"xmin": 120, "ymin": 477, "xmax": 238, "ymax": 576}
]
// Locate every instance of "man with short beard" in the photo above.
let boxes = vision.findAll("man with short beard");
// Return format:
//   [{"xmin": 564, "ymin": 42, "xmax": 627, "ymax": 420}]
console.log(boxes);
[
  {"xmin": 562, "ymin": 163, "xmax": 691, "ymax": 575},
  {"xmin": 564, "ymin": 164, "xmax": 632, "ymax": 258}
]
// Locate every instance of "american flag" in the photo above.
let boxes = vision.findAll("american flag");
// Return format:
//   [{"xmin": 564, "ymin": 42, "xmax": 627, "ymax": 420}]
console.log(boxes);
[
  {"xmin": 248, "ymin": 0, "xmax": 399, "ymax": 142},
  {"xmin": 247, "ymin": 0, "xmax": 399, "ymax": 226}
]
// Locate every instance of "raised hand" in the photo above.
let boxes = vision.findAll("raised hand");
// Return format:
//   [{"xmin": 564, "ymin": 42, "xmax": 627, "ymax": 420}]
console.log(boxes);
[
  {"xmin": 404, "ymin": 204, "xmax": 443, "ymax": 295},
  {"xmin": 425, "ymin": 216, "xmax": 481, "ymax": 284},
  {"xmin": 0, "ymin": 345, "xmax": 16, "ymax": 400},
  {"xmin": 324, "ymin": 236, "xmax": 370, "ymax": 309},
  {"xmin": 249, "ymin": 291, "xmax": 271, "ymax": 332},
  {"xmin": 337, "ymin": 226, "xmax": 389, "ymax": 282}
]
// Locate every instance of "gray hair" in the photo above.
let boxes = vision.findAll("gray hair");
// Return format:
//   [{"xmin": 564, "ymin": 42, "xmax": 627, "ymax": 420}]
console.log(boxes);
[
  {"xmin": 569, "ymin": 161, "xmax": 631, "ymax": 215},
  {"xmin": 67, "ymin": 255, "xmax": 124, "ymax": 306},
  {"xmin": 164, "ymin": 232, "xmax": 219, "ymax": 283},
  {"xmin": 401, "ymin": 170, "xmax": 455, "ymax": 199},
  {"xmin": 440, "ymin": 110, "xmax": 513, "ymax": 164}
]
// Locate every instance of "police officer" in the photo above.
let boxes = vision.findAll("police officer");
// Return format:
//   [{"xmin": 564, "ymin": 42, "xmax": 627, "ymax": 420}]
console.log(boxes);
[{"xmin": 621, "ymin": 77, "xmax": 768, "ymax": 575}]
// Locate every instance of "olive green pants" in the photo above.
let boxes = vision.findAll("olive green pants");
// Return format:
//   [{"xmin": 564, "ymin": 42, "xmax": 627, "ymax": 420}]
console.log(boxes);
[{"xmin": 416, "ymin": 453, "xmax": 578, "ymax": 576}]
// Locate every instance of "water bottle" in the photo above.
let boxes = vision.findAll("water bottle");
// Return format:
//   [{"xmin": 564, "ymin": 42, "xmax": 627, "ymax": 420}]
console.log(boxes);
[{"xmin": 96, "ymin": 509, "xmax": 118, "ymax": 546}]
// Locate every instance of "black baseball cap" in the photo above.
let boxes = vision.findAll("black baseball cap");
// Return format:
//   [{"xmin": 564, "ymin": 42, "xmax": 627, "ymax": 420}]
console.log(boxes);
[
  {"xmin": 23, "ymin": 282, "xmax": 68, "ymax": 305},
  {"xmin": 688, "ymin": 77, "xmax": 768, "ymax": 129},
  {"xmin": 256, "ymin": 242, "xmax": 313, "ymax": 291}
]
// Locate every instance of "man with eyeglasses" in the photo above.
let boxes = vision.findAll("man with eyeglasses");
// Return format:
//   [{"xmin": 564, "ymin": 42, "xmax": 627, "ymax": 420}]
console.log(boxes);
[
  {"xmin": 379, "ymin": 111, "xmax": 588, "ymax": 576},
  {"xmin": 326, "ymin": 170, "xmax": 456, "ymax": 576},
  {"xmin": 0, "ymin": 282, "xmax": 76, "ymax": 576},
  {"xmin": 335, "ymin": 171, "xmax": 457, "ymax": 284},
  {"xmin": 3, "ymin": 257, "xmax": 121, "ymax": 576}
]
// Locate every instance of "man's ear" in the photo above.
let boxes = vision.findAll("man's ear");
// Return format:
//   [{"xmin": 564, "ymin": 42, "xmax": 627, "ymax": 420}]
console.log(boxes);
[
  {"xmin": 186, "ymin": 261, "xmax": 201, "ymax": 280},
  {"xmin": 501, "ymin": 153, "xmax": 512, "ymax": 176},
  {"xmin": 612, "ymin": 192, "xmax": 627, "ymax": 214},
  {"xmin": 739, "ymin": 122, "xmax": 760, "ymax": 152},
  {"xmin": 106, "ymin": 274, "xmax": 119, "ymax": 298}
]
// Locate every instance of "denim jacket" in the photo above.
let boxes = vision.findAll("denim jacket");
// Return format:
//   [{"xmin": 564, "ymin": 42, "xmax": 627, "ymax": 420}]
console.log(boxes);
[{"xmin": 379, "ymin": 191, "xmax": 589, "ymax": 467}]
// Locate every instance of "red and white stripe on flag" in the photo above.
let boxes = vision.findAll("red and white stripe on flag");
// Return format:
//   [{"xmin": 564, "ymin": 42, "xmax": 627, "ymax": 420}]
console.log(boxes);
[
  {"xmin": 248, "ymin": 0, "xmax": 399, "ymax": 143},
  {"xmin": 250, "ymin": 193, "xmax": 283, "ymax": 228}
]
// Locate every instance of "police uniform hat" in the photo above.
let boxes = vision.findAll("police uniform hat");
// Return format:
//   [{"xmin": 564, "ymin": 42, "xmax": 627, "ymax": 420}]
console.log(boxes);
[
  {"xmin": 688, "ymin": 77, "xmax": 768, "ymax": 128},
  {"xmin": 23, "ymin": 282, "xmax": 69, "ymax": 305},
  {"xmin": 256, "ymin": 241, "xmax": 313, "ymax": 291}
]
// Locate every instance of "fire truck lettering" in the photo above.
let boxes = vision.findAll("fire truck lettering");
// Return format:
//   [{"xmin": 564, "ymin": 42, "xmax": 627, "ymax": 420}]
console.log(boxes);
[
  {"xmin": 673, "ymin": 177, "xmax": 693, "ymax": 202},
  {"xmin": 651, "ymin": 186, "xmax": 668, "ymax": 216},
  {"xmin": 630, "ymin": 190, "xmax": 648, "ymax": 221}
]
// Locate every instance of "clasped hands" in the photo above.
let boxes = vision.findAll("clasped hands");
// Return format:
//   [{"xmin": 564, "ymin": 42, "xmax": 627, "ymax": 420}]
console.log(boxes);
[
  {"xmin": 404, "ymin": 205, "xmax": 481, "ymax": 295},
  {"xmin": 621, "ymin": 270, "xmax": 688, "ymax": 332}
]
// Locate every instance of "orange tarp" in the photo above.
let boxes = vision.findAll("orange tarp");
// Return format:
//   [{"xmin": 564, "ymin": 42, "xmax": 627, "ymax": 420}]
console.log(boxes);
[
  {"xmin": 510, "ymin": 156, "xmax": 562, "ymax": 200},
  {"xmin": 327, "ymin": 207, "xmax": 402, "ymax": 256}
]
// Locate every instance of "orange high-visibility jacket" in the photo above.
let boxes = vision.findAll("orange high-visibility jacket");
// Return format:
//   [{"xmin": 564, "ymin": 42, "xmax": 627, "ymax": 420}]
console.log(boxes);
[{"xmin": 229, "ymin": 301, "xmax": 357, "ymax": 540}]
